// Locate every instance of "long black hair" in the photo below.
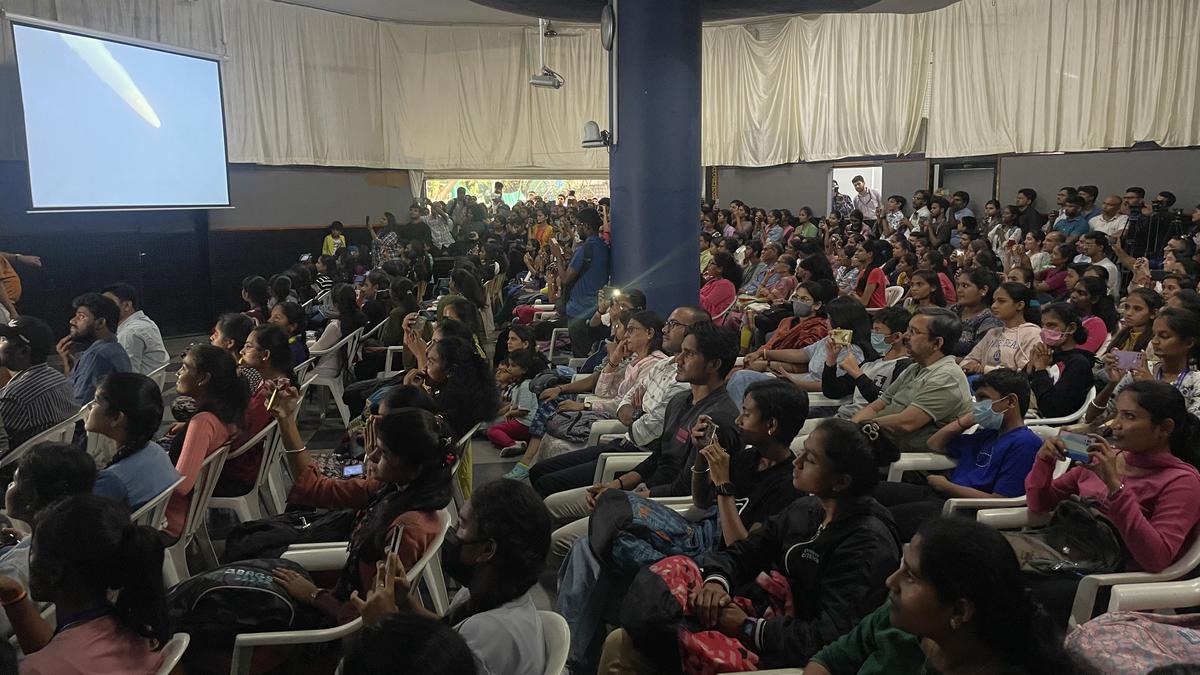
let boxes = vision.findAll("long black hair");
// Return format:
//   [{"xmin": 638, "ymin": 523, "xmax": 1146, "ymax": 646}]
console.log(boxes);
[
  {"xmin": 272, "ymin": 301, "xmax": 307, "ymax": 338},
  {"xmin": 855, "ymin": 240, "xmax": 890, "ymax": 295},
  {"xmin": 250, "ymin": 324, "xmax": 296, "ymax": 383},
  {"xmin": 812, "ymin": 418, "xmax": 899, "ymax": 498},
  {"xmin": 911, "ymin": 269, "xmax": 948, "ymax": 308},
  {"xmin": 1121, "ymin": 381, "xmax": 1200, "ymax": 472},
  {"xmin": 32, "ymin": 495, "xmax": 170, "ymax": 648},
  {"xmin": 268, "ymin": 274, "xmax": 293, "ymax": 306},
  {"xmin": 443, "ymin": 296, "xmax": 483, "ymax": 339},
  {"xmin": 709, "ymin": 251, "xmax": 744, "ymax": 289},
  {"xmin": 430, "ymin": 336, "xmax": 499, "ymax": 438},
  {"xmin": 450, "ymin": 269, "xmax": 487, "ymax": 310},
  {"xmin": 1110, "ymin": 288, "xmax": 1162, "ymax": 354},
  {"xmin": 1075, "ymin": 275, "xmax": 1119, "ymax": 333},
  {"xmin": 915, "ymin": 518, "xmax": 1080, "ymax": 675},
  {"xmin": 825, "ymin": 296, "xmax": 879, "ymax": 361},
  {"xmin": 332, "ymin": 283, "xmax": 367, "ymax": 334},
  {"xmin": 340, "ymin": 408, "xmax": 455, "ymax": 597},
  {"xmin": 241, "ymin": 275, "xmax": 270, "ymax": 310},
  {"xmin": 997, "ymin": 280, "xmax": 1040, "ymax": 324},
  {"xmin": 188, "ymin": 344, "xmax": 250, "ymax": 425},
  {"xmin": 7, "ymin": 442, "xmax": 96, "ymax": 524},
  {"xmin": 215, "ymin": 313, "xmax": 255, "ymax": 353},
  {"xmin": 95, "ymin": 372, "xmax": 164, "ymax": 465},
  {"xmin": 744, "ymin": 379, "xmax": 809, "ymax": 447}
]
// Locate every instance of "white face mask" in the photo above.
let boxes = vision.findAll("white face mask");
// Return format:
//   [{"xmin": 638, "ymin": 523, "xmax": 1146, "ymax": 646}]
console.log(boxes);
[{"xmin": 600, "ymin": 312, "xmax": 612, "ymax": 327}]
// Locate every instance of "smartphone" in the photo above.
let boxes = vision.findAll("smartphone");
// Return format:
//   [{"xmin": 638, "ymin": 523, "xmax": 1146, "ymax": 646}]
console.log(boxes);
[
  {"xmin": 387, "ymin": 525, "xmax": 406, "ymax": 555},
  {"xmin": 1058, "ymin": 431, "xmax": 1093, "ymax": 464},
  {"xmin": 1113, "ymin": 350, "xmax": 1144, "ymax": 371},
  {"xmin": 830, "ymin": 329, "xmax": 853, "ymax": 347},
  {"xmin": 343, "ymin": 463, "xmax": 365, "ymax": 478},
  {"xmin": 299, "ymin": 253, "xmax": 312, "ymax": 262},
  {"xmin": 703, "ymin": 422, "xmax": 719, "ymax": 448}
]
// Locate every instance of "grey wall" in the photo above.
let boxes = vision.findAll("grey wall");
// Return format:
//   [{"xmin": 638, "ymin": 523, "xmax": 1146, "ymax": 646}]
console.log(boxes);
[
  {"xmin": 718, "ymin": 158, "xmax": 929, "ymax": 214},
  {"xmin": 209, "ymin": 165, "xmax": 412, "ymax": 231},
  {"xmin": 998, "ymin": 148, "xmax": 1200, "ymax": 214}
]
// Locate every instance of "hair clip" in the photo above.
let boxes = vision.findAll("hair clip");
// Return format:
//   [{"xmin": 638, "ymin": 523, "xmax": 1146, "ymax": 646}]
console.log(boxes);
[{"xmin": 860, "ymin": 422, "xmax": 881, "ymax": 441}]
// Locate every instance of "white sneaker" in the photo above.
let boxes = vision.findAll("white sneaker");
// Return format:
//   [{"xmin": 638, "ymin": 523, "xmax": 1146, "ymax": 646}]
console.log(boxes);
[{"xmin": 499, "ymin": 441, "xmax": 528, "ymax": 457}]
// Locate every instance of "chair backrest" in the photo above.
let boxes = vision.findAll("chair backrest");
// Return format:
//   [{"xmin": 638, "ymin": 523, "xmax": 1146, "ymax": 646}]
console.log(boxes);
[
  {"xmin": 1026, "ymin": 386, "xmax": 1096, "ymax": 426},
  {"xmin": 362, "ymin": 316, "xmax": 388, "ymax": 342},
  {"xmin": 226, "ymin": 418, "xmax": 279, "ymax": 461},
  {"xmin": 131, "ymin": 477, "xmax": 186, "ymax": 530},
  {"xmin": 178, "ymin": 446, "xmax": 230, "ymax": 547},
  {"xmin": 407, "ymin": 509, "xmax": 452, "ymax": 579},
  {"xmin": 539, "ymin": 610, "xmax": 570, "ymax": 675},
  {"xmin": 293, "ymin": 356, "xmax": 317, "ymax": 385},
  {"xmin": 2, "ymin": 408, "xmax": 84, "ymax": 469},
  {"xmin": 248, "ymin": 421, "xmax": 286, "ymax": 495},
  {"xmin": 311, "ymin": 326, "xmax": 361, "ymax": 377},
  {"xmin": 155, "ymin": 632, "xmax": 191, "ymax": 675},
  {"xmin": 885, "ymin": 285, "xmax": 905, "ymax": 307},
  {"xmin": 148, "ymin": 362, "xmax": 169, "ymax": 390}
]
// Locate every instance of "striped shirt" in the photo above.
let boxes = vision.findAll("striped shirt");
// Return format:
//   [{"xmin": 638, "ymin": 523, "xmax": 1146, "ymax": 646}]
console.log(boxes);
[
  {"xmin": 616, "ymin": 355, "xmax": 689, "ymax": 447},
  {"xmin": 0, "ymin": 363, "xmax": 79, "ymax": 450}
]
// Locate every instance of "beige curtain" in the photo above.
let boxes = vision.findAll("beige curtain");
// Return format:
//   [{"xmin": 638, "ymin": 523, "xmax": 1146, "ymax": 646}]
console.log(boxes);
[
  {"xmin": 926, "ymin": 0, "xmax": 1200, "ymax": 157},
  {"xmin": 702, "ymin": 13, "xmax": 929, "ymax": 166}
]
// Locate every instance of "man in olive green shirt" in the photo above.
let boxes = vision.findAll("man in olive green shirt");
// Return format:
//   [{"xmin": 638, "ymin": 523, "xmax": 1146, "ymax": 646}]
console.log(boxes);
[{"xmin": 852, "ymin": 308, "xmax": 971, "ymax": 452}]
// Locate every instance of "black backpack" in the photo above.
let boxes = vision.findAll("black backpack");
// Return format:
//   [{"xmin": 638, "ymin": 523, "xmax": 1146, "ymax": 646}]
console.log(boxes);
[{"xmin": 222, "ymin": 509, "xmax": 358, "ymax": 563}]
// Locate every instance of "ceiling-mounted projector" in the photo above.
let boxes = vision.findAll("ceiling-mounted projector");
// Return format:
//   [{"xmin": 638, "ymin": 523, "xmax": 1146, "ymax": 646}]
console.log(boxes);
[{"xmin": 530, "ymin": 67, "xmax": 564, "ymax": 89}]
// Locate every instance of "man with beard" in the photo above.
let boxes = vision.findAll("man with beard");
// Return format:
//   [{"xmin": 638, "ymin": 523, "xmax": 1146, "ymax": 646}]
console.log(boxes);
[{"xmin": 55, "ymin": 292, "xmax": 130, "ymax": 404}]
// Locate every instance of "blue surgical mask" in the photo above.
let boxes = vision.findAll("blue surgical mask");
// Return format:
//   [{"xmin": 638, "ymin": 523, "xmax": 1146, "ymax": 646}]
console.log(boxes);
[
  {"xmin": 870, "ymin": 331, "xmax": 890, "ymax": 354},
  {"xmin": 971, "ymin": 398, "xmax": 1007, "ymax": 430},
  {"xmin": 792, "ymin": 300, "xmax": 814, "ymax": 319}
]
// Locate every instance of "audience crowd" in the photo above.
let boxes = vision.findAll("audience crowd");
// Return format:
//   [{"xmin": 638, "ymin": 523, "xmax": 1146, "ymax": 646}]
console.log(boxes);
[{"xmin": 0, "ymin": 180, "xmax": 1199, "ymax": 674}]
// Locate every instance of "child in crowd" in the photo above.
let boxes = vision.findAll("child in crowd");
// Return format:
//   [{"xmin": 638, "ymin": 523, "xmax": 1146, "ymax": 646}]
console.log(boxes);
[{"xmin": 487, "ymin": 349, "xmax": 544, "ymax": 456}]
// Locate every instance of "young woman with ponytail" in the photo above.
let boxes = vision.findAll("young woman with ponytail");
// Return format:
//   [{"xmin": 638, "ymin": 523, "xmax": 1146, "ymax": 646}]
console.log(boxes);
[
  {"xmin": 807, "ymin": 517, "xmax": 1083, "ymax": 675},
  {"xmin": 5, "ymin": 494, "xmax": 170, "ymax": 674},
  {"xmin": 1026, "ymin": 380, "xmax": 1200, "ymax": 622},
  {"xmin": 599, "ymin": 418, "xmax": 903, "ymax": 672},
  {"xmin": 263, "ymin": 381, "xmax": 456, "ymax": 623},
  {"xmin": 87, "ymin": 373, "xmax": 181, "ymax": 509}
]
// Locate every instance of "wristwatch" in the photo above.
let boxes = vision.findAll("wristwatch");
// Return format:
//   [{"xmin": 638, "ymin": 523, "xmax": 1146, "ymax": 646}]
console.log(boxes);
[
  {"xmin": 583, "ymin": 401, "xmax": 593, "ymax": 410},
  {"xmin": 715, "ymin": 482, "xmax": 736, "ymax": 497}
]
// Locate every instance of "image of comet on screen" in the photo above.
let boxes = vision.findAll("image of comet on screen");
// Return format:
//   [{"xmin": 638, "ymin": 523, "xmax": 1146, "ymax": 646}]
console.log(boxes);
[{"xmin": 60, "ymin": 33, "xmax": 161, "ymax": 128}]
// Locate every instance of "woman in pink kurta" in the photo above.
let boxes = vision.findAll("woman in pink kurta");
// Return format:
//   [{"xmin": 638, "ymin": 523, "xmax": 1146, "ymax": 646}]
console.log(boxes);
[{"xmin": 700, "ymin": 253, "xmax": 742, "ymax": 325}]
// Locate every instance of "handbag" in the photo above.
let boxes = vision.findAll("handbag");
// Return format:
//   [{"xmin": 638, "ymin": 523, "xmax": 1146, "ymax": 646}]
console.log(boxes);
[
  {"xmin": 544, "ymin": 409, "xmax": 609, "ymax": 444},
  {"xmin": 1002, "ymin": 496, "xmax": 1127, "ymax": 576},
  {"xmin": 222, "ymin": 509, "xmax": 358, "ymax": 563}
]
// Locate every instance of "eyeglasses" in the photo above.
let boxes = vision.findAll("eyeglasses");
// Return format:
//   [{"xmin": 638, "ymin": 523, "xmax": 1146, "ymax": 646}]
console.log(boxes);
[{"xmin": 664, "ymin": 319, "xmax": 690, "ymax": 331}]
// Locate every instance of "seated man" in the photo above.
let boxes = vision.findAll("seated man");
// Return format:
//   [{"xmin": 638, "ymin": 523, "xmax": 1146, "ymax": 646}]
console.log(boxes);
[
  {"xmin": 0, "ymin": 317, "xmax": 79, "ymax": 451},
  {"xmin": 56, "ymin": 293, "xmax": 131, "ymax": 405},
  {"xmin": 851, "ymin": 307, "xmax": 970, "ymax": 453},
  {"xmin": 528, "ymin": 305, "xmax": 711, "ymax": 498},
  {"xmin": 537, "ymin": 321, "xmax": 740, "ymax": 571},
  {"xmin": 102, "ymin": 283, "xmax": 169, "ymax": 377},
  {"xmin": 873, "ymin": 367, "xmax": 1042, "ymax": 541}
]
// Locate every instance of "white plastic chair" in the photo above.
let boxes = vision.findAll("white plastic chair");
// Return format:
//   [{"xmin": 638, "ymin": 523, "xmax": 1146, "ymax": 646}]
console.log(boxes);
[
  {"xmin": 1108, "ymin": 577, "xmax": 1200, "ymax": 613},
  {"xmin": 164, "ymin": 445, "xmax": 230, "ymax": 587},
  {"xmin": 131, "ymin": 477, "xmax": 186, "ymax": 530},
  {"xmin": 1025, "ymin": 387, "xmax": 1095, "ymax": 427},
  {"xmin": 941, "ymin": 459, "xmax": 1069, "ymax": 517},
  {"xmin": 233, "ymin": 510, "xmax": 454, "ymax": 674},
  {"xmin": 592, "ymin": 452, "xmax": 652, "ymax": 484},
  {"xmin": 381, "ymin": 346, "xmax": 405, "ymax": 378},
  {"xmin": 361, "ymin": 316, "xmax": 388, "ymax": 342},
  {"xmin": 449, "ymin": 423, "xmax": 482, "ymax": 521},
  {"xmin": 586, "ymin": 419, "xmax": 628, "ymax": 448},
  {"xmin": 293, "ymin": 356, "xmax": 317, "ymax": 388},
  {"xmin": 1, "ymin": 408, "xmax": 84, "ymax": 469},
  {"xmin": 155, "ymin": 632, "xmax": 190, "ymax": 675},
  {"xmin": 147, "ymin": 361, "xmax": 170, "ymax": 391},
  {"xmin": 264, "ymin": 379, "xmax": 315, "ymax": 516},
  {"xmin": 885, "ymin": 453, "xmax": 957, "ymax": 482},
  {"xmin": 885, "ymin": 285, "xmax": 905, "ymax": 307},
  {"xmin": 540, "ymin": 610, "xmax": 570, "ymax": 675},
  {"xmin": 547, "ymin": 327, "xmax": 570, "ymax": 364},
  {"xmin": 209, "ymin": 420, "xmax": 283, "ymax": 523},
  {"xmin": 308, "ymin": 327, "xmax": 363, "ymax": 427},
  {"xmin": 975, "ymin": 508, "xmax": 1200, "ymax": 628}
]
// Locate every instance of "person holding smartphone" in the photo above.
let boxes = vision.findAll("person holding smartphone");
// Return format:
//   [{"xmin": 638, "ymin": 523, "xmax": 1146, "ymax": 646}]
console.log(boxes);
[{"xmin": 267, "ymin": 382, "xmax": 458, "ymax": 624}]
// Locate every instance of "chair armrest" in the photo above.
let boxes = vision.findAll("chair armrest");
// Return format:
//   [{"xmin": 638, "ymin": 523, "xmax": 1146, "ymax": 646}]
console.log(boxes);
[
  {"xmin": 807, "ymin": 392, "xmax": 851, "ymax": 409},
  {"xmin": 586, "ymin": 419, "xmax": 629, "ymax": 448},
  {"xmin": 593, "ymin": 452, "xmax": 651, "ymax": 484},
  {"xmin": 734, "ymin": 357, "xmax": 745, "ymax": 367},
  {"xmin": 532, "ymin": 304, "xmax": 556, "ymax": 311},
  {"xmin": 942, "ymin": 496, "xmax": 1027, "ymax": 516},
  {"xmin": 280, "ymin": 546, "xmax": 349, "ymax": 572},
  {"xmin": 885, "ymin": 453, "xmax": 957, "ymax": 482},
  {"xmin": 598, "ymin": 434, "xmax": 625, "ymax": 444},
  {"xmin": 975, "ymin": 506, "xmax": 1051, "ymax": 530},
  {"xmin": 1073, "ymin": 567, "xmax": 1195, "ymax": 627},
  {"xmin": 1108, "ymin": 578, "xmax": 1200, "ymax": 613},
  {"xmin": 567, "ymin": 358, "xmax": 588, "ymax": 369}
]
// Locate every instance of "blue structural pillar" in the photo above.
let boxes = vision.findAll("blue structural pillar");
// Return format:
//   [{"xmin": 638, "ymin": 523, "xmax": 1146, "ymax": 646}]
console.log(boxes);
[{"xmin": 609, "ymin": 0, "xmax": 701, "ymax": 318}]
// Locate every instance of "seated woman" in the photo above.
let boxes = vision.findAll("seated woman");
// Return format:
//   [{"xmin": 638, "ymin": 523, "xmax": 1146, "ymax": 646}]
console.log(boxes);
[
  {"xmin": 853, "ymin": 241, "xmax": 891, "ymax": 308},
  {"xmin": 219, "ymin": 324, "xmax": 294, "ymax": 497},
  {"xmin": 1026, "ymin": 380, "xmax": 1200, "ymax": 623},
  {"xmin": 266, "ymin": 382, "xmax": 456, "ymax": 623},
  {"xmin": 165, "ymin": 313, "xmax": 259, "ymax": 442},
  {"xmin": 806, "ymin": 517, "xmax": 1081, "ymax": 675},
  {"xmin": 701, "ymin": 252, "xmax": 742, "ymax": 324},
  {"xmin": 1106, "ymin": 287, "xmax": 1161, "ymax": 356},
  {"xmin": 505, "ymin": 311, "xmax": 667, "ymax": 480},
  {"xmin": 0, "ymin": 443, "xmax": 96, "ymax": 640},
  {"xmin": 960, "ymin": 282, "xmax": 1041, "ymax": 375},
  {"xmin": 310, "ymin": 283, "xmax": 367, "ymax": 379},
  {"xmin": 269, "ymin": 300, "xmax": 310, "ymax": 367},
  {"xmin": 351, "ymin": 479, "xmax": 552, "ymax": 675},
  {"xmin": 756, "ymin": 254, "xmax": 798, "ymax": 302},
  {"xmin": 1034, "ymin": 244, "xmax": 1074, "ymax": 302},
  {"xmin": 731, "ymin": 293, "xmax": 871, "ymax": 405},
  {"xmin": 600, "ymin": 418, "xmax": 901, "ymax": 673},
  {"xmin": 1086, "ymin": 308, "xmax": 1200, "ymax": 425},
  {"xmin": 242, "ymin": 274, "xmax": 270, "ymax": 324},
  {"xmin": 1, "ymin": 495, "xmax": 170, "ymax": 674},
  {"xmin": 950, "ymin": 268, "xmax": 1003, "ymax": 356},
  {"xmin": 559, "ymin": 379, "xmax": 805, "ymax": 672},
  {"xmin": 403, "ymin": 336, "xmax": 499, "ymax": 499},
  {"xmin": 1025, "ymin": 302, "xmax": 1096, "ymax": 419},
  {"xmin": 874, "ymin": 368, "xmax": 1042, "ymax": 541},
  {"xmin": 165, "ymin": 345, "xmax": 248, "ymax": 539},
  {"xmin": 741, "ymin": 280, "xmax": 835, "ymax": 375},
  {"xmin": 902, "ymin": 270, "xmax": 947, "ymax": 312},
  {"xmin": 1068, "ymin": 275, "xmax": 1119, "ymax": 353},
  {"xmin": 87, "ymin": 373, "xmax": 180, "ymax": 509}
]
